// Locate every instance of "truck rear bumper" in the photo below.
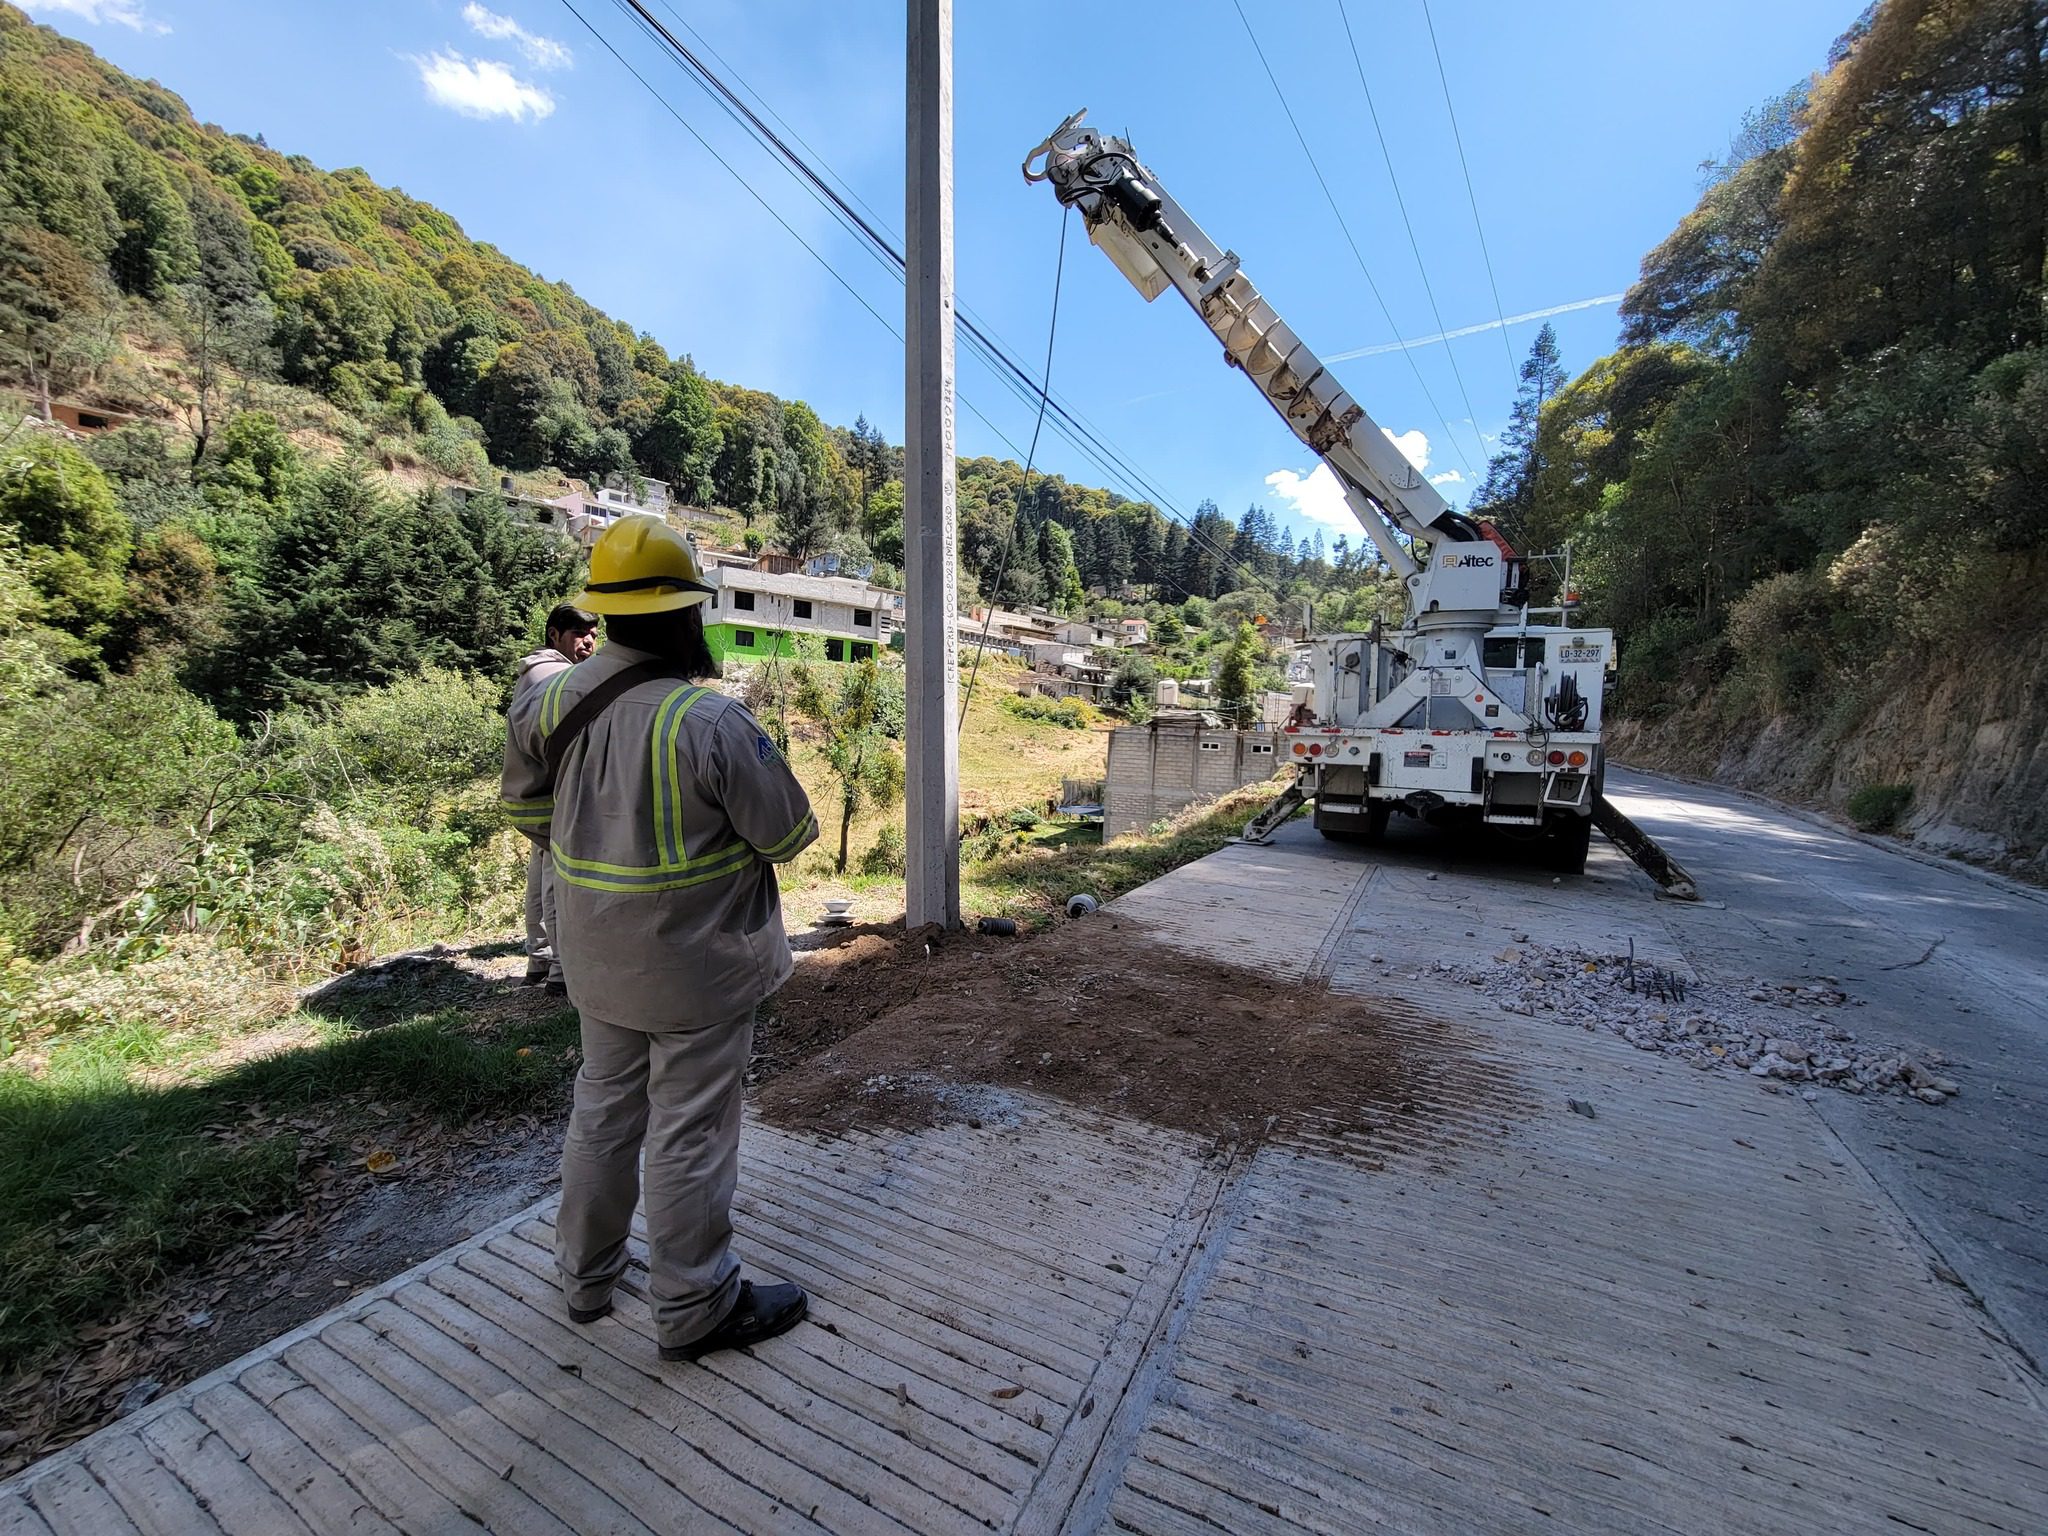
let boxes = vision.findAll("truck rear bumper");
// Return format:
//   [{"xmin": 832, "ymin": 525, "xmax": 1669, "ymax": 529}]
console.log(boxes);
[{"xmin": 1290, "ymin": 729, "xmax": 1600, "ymax": 824}]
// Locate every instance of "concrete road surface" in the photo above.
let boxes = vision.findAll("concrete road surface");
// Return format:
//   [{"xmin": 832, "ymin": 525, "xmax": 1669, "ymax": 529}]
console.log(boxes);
[{"xmin": 1602, "ymin": 768, "xmax": 2048, "ymax": 1370}]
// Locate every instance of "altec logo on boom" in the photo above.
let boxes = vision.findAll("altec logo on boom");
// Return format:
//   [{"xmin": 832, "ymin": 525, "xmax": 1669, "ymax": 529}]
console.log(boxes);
[{"xmin": 1440, "ymin": 551, "xmax": 1497, "ymax": 569}]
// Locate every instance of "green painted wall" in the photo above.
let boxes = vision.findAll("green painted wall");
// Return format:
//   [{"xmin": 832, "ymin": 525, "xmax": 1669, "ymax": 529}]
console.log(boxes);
[{"xmin": 704, "ymin": 623, "xmax": 881, "ymax": 665}]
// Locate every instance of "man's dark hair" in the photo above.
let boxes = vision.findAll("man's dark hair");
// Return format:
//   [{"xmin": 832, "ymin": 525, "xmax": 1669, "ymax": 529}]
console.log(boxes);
[
  {"xmin": 545, "ymin": 603, "xmax": 598, "ymax": 639},
  {"xmin": 605, "ymin": 603, "xmax": 718, "ymax": 680}
]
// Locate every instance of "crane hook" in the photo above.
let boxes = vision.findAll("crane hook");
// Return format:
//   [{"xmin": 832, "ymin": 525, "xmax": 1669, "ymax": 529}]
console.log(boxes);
[{"xmin": 1022, "ymin": 107, "xmax": 1089, "ymax": 182}]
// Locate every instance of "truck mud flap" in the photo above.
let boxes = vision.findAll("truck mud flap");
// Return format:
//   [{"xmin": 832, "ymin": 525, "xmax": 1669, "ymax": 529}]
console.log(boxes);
[{"xmin": 1592, "ymin": 794, "xmax": 1700, "ymax": 901}]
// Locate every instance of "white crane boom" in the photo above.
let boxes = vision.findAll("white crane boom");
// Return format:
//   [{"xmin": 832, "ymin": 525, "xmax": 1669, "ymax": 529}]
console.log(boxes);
[{"xmin": 1024, "ymin": 110, "xmax": 1487, "ymax": 584}]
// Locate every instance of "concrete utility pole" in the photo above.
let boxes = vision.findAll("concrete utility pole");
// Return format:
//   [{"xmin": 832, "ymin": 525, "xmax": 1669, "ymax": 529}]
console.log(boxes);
[{"xmin": 904, "ymin": 0, "xmax": 961, "ymax": 929}]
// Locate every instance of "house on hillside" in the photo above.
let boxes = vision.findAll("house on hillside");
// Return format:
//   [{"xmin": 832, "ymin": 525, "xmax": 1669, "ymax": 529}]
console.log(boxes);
[
  {"xmin": 1117, "ymin": 616, "xmax": 1151, "ymax": 647},
  {"xmin": 702, "ymin": 564, "xmax": 902, "ymax": 665},
  {"xmin": 43, "ymin": 400, "xmax": 141, "ymax": 436},
  {"xmin": 966, "ymin": 606, "xmax": 1060, "ymax": 650},
  {"xmin": 558, "ymin": 478, "xmax": 671, "ymax": 549},
  {"xmin": 446, "ymin": 478, "xmax": 577, "ymax": 540},
  {"xmin": 1025, "ymin": 640, "xmax": 1111, "ymax": 702},
  {"xmin": 1052, "ymin": 617, "xmax": 1113, "ymax": 649}
]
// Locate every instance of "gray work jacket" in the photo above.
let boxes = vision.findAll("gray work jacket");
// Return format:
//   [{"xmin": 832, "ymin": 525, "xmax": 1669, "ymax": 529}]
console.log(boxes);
[{"xmin": 500, "ymin": 642, "xmax": 817, "ymax": 1028}]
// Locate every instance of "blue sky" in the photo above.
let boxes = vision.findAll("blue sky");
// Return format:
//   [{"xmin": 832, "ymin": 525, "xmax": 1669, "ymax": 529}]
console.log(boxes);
[{"xmin": 27, "ymin": 0, "xmax": 1857, "ymax": 546}]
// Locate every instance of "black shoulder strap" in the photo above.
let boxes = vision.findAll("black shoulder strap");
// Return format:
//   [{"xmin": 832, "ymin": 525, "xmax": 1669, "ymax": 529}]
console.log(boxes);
[{"xmin": 543, "ymin": 659, "xmax": 693, "ymax": 781}]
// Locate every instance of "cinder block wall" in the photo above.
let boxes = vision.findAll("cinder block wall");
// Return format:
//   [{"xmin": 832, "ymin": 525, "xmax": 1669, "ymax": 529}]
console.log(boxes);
[{"xmin": 1103, "ymin": 726, "xmax": 1282, "ymax": 840}]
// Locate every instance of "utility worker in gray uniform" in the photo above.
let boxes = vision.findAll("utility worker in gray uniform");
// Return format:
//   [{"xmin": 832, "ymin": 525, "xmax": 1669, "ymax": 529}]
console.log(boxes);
[
  {"xmin": 501, "ymin": 515, "xmax": 817, "ymax": 1361},
  {"xmin": 510, "ymin": 603, "xmax": 598, "ymax": 993}
]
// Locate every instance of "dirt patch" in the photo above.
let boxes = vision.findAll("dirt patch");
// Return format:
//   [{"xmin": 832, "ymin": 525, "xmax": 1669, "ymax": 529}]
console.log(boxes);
[{"xmin": 757, "ymin": 918, "xmax": 1510, "ymax": 1144}]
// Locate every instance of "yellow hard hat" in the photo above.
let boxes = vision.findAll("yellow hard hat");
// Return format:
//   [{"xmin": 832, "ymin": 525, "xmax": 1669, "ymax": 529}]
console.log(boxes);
[{"xmin": 574, "ymin": 514, "xmax": 714, "ymax": 615}]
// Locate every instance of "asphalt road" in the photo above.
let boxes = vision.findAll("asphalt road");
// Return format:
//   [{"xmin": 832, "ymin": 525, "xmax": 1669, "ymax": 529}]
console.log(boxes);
[{"xmin": 1603, "ymin": 767, "xmax": 2048, "ymax": 1373}]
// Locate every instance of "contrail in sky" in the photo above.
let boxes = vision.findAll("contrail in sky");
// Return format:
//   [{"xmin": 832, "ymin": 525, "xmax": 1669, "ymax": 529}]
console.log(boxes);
[{"xmin": 1325, "ymin": 293, "xmax": 1627, "ymax": 362}]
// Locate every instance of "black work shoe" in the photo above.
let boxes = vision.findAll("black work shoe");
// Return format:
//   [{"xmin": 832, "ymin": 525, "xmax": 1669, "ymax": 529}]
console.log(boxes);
[
  {"xmin": 567, "ymin": 1298, "xmax": 612, "ymax": 1325},
  {"xmin": 521, "ymin": 969, "xmax": 548, "ymax": 987},
  {"xmin": 660, "ymin": 1281, "xmax": 808, "ymax": 1362},
  {"xmin": 544, "ymin": 980, "xmax": 568, "ymax": 997}
]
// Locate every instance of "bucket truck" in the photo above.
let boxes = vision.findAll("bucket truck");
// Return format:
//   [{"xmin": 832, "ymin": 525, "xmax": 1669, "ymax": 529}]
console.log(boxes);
[{"xmin": 1023, "ymin": 111, "xmax": 1695, "ymax": 894}]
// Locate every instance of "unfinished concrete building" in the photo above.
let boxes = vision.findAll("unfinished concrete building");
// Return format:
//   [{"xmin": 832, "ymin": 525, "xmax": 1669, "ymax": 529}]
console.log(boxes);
[{"xmin": 1103, "ymin": 721, "xmax": 1282, "ymax": 839}]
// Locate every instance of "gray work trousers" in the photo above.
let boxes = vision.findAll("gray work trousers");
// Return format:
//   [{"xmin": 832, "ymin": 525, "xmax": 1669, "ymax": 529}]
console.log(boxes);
[
  {"xmin": 522, "ymin": 845, "xmax": 561, "ymax": 983},
  {"xmin": 556, "ymin": 1008, "xmax": 754, "ymax": 1349}
]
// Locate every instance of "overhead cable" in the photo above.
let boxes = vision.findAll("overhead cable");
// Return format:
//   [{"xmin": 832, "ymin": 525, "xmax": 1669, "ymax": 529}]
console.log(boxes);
[
  {"xmin": 594, "ymin": 0, "xmax": 1274, "ymax": 597},
  {"xmin": 1335, "ymin": 0, "xmax": 1490, "ymax": 465},
  {"xmin": 1227, "ymin": 0, "xmax": 1478, "ymax": 482},
  {"xmin": 1421, "ymin": 0, "xmax": 1520, "ymax": 384}
]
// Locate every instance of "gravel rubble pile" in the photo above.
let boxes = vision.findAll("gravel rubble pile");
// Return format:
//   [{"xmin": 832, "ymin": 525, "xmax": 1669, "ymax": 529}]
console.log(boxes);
[{"xmin": 1373, "ymin": 941, "xmax": 1961, "ymax": 1105}]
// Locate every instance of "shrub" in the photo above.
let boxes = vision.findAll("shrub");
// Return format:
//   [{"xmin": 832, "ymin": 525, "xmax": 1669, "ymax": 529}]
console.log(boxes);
[
  {"xmin": 3, "ymin": 935, "xmax": 287, "ymax": 1050},
  {"xmin": 0, "ymin": 668, "xmax": 240, "ymax": 953},
  {"xmin": 1003, "ymin": 693, "xmax": 1088, "ymax": 729},
  {"xmin": 331, "ymin": 666, "xmax": 505, "ymax": 792},
  {"xmin": 859, "ymin": 822, "xmax": 906, "ymax": 877},
  {"xmin": 1846, "ymin": 783, "xmax": 1913, "ymax": 832},
  {"xmin": 1724, "ymin": 570, "xmax": 1843, "ymax": 714}
]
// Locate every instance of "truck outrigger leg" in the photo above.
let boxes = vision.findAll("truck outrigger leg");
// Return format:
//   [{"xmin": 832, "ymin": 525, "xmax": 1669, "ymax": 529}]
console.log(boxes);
[
  {"xmin": 1592, "ymin": 795, "xmax": 1701, "ymax": 901},
  {"xmin": 1242, "ymin": 774, "xmax": 1309, "ymax": 845}
]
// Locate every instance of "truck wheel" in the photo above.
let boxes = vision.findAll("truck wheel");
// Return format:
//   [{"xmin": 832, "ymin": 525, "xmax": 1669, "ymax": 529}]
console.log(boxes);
[{"xmin": 1545, "ymin": 814, "xmax": 1592, "ymax": 874}]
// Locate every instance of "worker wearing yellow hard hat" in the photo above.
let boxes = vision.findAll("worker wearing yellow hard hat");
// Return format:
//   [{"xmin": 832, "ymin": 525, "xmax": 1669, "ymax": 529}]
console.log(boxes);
[
  {"xmin": 574, "ymin": 513, "xmax": 718, "ymax": 615},
  {"xmin": 501, "ymin": 513, "xmax": 817, "ymax": 1361}
]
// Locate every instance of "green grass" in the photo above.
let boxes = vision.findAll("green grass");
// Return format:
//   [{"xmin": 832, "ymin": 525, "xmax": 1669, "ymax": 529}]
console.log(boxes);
[{"xmin": 0, "ymin": 1001, "xmax": 579, "ymax": 1378}]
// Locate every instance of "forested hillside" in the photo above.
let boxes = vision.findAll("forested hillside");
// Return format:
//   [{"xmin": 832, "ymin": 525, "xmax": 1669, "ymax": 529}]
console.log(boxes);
[{"xmin": 1470, "ymin": 0, "xmax": 2048, "ymax": 873}]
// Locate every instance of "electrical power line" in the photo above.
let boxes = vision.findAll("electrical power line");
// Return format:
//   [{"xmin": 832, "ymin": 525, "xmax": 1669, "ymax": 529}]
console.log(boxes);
[
  {"xmin": 963, "ymin": 207, "xmax": 1067, "ymax": 716},
  {"xmin": 647, "ymin": 0, "xmax": 1211, "ymax": 566},
  {"xmin": 1335, "ymin": 0, "xmax": 1490, "ymax": 464},
  {"xmin": 1421, "ymin": 0, "xmax": 1520, "ymax": 384},
  {"xmin": 1227, "ymin": 0, "xmax": 1477, "ymax": 483},
  {"xmin": 586, "ymin": 0, "xmax": 1276, "ymax": 599}
]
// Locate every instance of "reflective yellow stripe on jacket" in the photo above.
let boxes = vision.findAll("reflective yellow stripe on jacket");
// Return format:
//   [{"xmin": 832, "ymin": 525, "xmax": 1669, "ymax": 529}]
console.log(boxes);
[
  {"xmin": 548, "ymin": 685, "xmax": 745, "ymax": 893},
  {"xmin": 500, "ymin": 793, "xmax": 553, "ymax": 830}
]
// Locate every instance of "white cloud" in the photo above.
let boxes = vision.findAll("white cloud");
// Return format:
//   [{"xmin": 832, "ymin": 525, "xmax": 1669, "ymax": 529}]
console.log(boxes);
[
  {"xmin": 22, "ymin": 0, "xmax": 168, "ymax": 33},
  {"xmin": 1270, "ymin": 428, "xmax": 1462, "ymax": 530},
  {"xmin": 462, "ymin": 3, "xmax": 572, "ymax": 69},
  {"xmin": 1381, "ymin": 426, "xmax": 1431, "ymax": 473},
  {"xmin": 414, "ymin": 51, "xmax": 555, "ymax": 122},
  {"xmin": 1264, "ymin": 464, "xmax": 1356, "ymax": 530}
]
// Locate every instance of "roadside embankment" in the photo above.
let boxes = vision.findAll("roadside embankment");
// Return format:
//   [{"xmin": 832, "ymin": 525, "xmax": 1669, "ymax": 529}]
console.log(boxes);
[{"xmin": 1610, "ymin": 624, "xmax": 2048, "ymax": 881}]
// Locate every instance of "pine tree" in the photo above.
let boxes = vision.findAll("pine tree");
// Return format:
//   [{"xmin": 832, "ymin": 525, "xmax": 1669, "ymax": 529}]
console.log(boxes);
[
  {"xmin": 1474, "ymin": 323, "xmax": 1566, "ymax": 548},
  {"xmin": 1040, "ymin": 521, "xmax": 1085, "ymax": 614},
  {"xmin": 1217, "ymin": 620, "xmax": 1258, "ymax": 728}
]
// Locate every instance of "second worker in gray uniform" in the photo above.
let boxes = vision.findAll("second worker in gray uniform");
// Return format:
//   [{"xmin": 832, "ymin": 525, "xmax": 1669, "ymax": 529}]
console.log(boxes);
[{"xmin": 502, "ymin": 515, "xmax": 816, "ymax": 1360}]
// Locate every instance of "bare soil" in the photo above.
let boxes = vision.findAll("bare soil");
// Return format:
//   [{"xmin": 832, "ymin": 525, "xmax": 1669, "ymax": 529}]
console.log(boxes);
[{"xmin": 757, "ymin": 916, "xmax": 1503, "ymax": 1145}]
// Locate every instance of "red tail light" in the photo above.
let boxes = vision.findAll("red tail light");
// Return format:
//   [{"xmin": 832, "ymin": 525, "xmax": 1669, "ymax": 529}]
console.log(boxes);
[{"xmin": 1547, "ymin": 750, "xmax": 1566, "ymax": 766}]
